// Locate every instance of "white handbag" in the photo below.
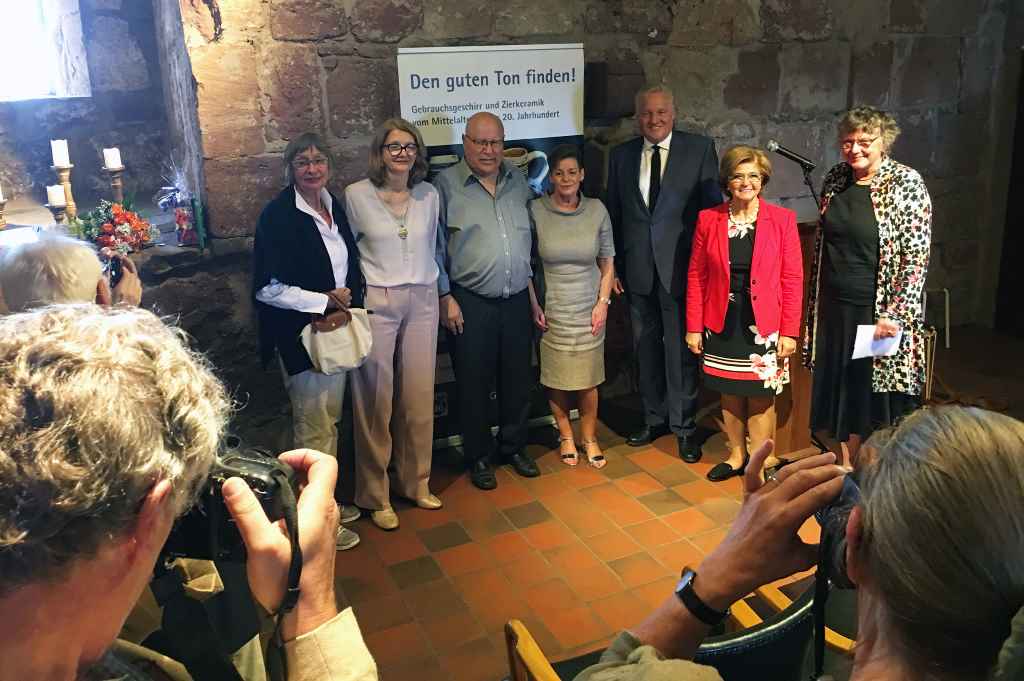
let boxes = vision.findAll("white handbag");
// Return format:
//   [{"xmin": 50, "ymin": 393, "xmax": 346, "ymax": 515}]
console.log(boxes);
[{"xmin": 300, "ymin": 308, "xmax": 373, "ymax": 374}]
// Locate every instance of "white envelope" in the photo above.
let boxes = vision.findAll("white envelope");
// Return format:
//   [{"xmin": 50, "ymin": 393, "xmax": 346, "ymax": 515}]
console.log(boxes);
[{"xmin": 852, "ymin": 325, "xmax": 902, "ymax": 359}]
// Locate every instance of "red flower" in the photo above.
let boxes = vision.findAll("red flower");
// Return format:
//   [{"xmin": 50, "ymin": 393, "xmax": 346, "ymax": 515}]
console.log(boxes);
[
  {"xmin": 97, "ymin": 235, "xmax": 115, "ymax": 247},
  {"xmin": 101, "ymin": 222, "xmax": 114, "ymax": 233}
]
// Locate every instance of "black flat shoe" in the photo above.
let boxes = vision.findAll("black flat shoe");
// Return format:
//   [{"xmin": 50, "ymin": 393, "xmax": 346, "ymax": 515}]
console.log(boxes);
[
  {"xmin": 707, "ymin": 454, "xmax": 749, "ymax": 482},
  {"xmin": 507, "ymin": 451, "xmax": 540, "ymax": 478},
  {"xmin": 627, "ymin": 424, "xmax": 669, "ymax": 447},
  {"xmin": 469, "ymin": 459, "xmax": 497, "ymax": 490}
]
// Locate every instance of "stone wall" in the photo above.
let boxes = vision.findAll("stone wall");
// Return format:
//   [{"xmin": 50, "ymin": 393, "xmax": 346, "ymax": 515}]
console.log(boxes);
[
  {"xmin": 0, "ymin": 0, "xmax": 170, "ymax": 205},
  {"xmin": 147, "ymin": 0, "xmax": 1017, "ymax": 437},
  {"xmin": 174, "ymin": 0, "xmax": 1014, "ymax": 330}
]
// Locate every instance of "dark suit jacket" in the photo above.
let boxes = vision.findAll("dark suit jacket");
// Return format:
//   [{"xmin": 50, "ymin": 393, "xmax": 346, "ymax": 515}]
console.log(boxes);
[
  {"xmin": 252, "ymin": 186, "xmax": 365, "ymax": 376},
  {"xmin": 607, "ymin": 131, "xmax": 722, "ymax": 297}
]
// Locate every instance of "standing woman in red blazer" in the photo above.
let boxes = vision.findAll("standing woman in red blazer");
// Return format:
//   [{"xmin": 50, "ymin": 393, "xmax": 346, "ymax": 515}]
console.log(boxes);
[{"xmin": 685, "ymin": 146, "xmax": 803, "ymax": 481}]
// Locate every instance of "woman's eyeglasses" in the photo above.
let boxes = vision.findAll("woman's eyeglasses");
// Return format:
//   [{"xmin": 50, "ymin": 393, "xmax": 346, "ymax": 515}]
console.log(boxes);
[
  {"xmin": 383, "ymin": 143, "xmax": 419, "ymax": 156},
  {"xmin": 292, "ymin": 157, "xmax": 328, "ymax": 170}
]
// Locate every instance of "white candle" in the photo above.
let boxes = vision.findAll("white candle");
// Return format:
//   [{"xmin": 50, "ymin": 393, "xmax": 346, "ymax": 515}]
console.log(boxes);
[
  {"xmin": 46, "ymin": 185, "xmax": 66, "ymax": 206},
  {"xmin": 51, "ymin": 140, "xmax": 70, "ymax": 167},
  {"xmin": 103, "ymin": 148, "xmax": 122, "ymax": 170},
  {"xmin": 0, "ymin": 182, "xmax": 4, "ymax": 202}
]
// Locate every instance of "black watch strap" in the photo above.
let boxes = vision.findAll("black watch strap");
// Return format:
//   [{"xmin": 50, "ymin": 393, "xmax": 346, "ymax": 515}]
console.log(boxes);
[{"xmin": 675, "ymin": 568, "xmax": 729, "ymax": 626}]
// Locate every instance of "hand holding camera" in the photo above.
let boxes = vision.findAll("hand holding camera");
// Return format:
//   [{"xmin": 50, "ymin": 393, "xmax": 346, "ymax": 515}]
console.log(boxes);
[
  {"xmin": 222, "ymin": 448, "xmax": 340, "ymax": 640},
  {"xmin": 693, "ymin": 441, "xmax": 847, "ymax": 611}
]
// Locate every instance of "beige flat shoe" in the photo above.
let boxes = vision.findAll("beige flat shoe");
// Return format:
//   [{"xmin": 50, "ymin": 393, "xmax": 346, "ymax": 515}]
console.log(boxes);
[
  {"xmin": 416, "ymin": 494, "xmax": 443, "ymax": 510},
  {"xmin": 371, "ymin": 507, "xmax": 399, "ymax": 530}
]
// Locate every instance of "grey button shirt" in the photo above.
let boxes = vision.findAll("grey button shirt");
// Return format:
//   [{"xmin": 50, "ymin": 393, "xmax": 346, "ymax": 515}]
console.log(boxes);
[{"xmin": 434, "ymin": 159, "xmax": 534, "ymax": 298}]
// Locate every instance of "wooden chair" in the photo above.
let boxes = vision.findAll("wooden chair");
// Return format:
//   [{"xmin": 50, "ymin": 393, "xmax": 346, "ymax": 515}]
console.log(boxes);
[
  {"xmin": 505, "ymin": 619, "xmax": 561, "ymax": 681},
  {"xmin": 504, "ymin": 583, "xmax": 855, "ymax": 681}
]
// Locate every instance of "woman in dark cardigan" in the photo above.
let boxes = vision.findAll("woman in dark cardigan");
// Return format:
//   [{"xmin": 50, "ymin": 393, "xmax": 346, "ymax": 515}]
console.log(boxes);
[{"xmin": 252, "ymin": 131, "xmax": 365, "ymax": 551}]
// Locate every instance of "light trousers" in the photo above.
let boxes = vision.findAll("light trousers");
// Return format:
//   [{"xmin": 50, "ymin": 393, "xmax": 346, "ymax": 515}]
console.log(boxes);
[
  {"xmin": 281, "ymin": 362, "xmax": 348, "ymax": 458},
  {"xmin": 351, "ymin": 283, "xmax": 439, "ymax": 510}
]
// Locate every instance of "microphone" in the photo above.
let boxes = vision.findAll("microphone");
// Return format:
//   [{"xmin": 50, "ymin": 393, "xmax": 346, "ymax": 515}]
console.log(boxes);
[{"xmin": 766, "ymin": 140, "xmax": 816, "ymax": 171}]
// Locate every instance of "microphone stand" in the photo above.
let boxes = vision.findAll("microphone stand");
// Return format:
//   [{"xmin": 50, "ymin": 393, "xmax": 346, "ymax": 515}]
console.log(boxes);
[{"xmin": 801, "ymin": 164, "xmax": 821, "ymax": 211}]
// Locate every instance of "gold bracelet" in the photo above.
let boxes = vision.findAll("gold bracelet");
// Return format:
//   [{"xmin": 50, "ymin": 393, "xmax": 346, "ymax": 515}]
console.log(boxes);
[{"xmin": 599, "ymin": 296, "xmax": 611, "ymax": 305}]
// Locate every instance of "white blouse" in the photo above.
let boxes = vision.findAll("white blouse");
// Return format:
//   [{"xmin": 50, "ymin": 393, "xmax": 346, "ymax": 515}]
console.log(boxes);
[
  {"xmin": 255, "ymin": 187, "xmax": 349, "ymax": 314},
  {"xmin": 343, "ymin": 179, "xmax": 440, "ymax": 288}
]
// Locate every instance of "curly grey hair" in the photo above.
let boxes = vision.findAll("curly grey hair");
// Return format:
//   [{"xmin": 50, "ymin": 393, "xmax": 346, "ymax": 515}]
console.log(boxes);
[
  {"xmin": 838, "ymin": 106, "xmax": 901, "ymax": 152},
  {"xmin": 861, "ymin": 406, "xmax": 1024, "ymax": 680},
  {"xmin": 0, "ymin": 305, "xmax": 230, "ymax": 593}
]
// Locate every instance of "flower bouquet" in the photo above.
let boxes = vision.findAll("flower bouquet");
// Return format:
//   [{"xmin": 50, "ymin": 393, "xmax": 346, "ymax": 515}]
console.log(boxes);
[{"xmin": 69, "ymin": 200, "xmax": 154, "ymax": 254}]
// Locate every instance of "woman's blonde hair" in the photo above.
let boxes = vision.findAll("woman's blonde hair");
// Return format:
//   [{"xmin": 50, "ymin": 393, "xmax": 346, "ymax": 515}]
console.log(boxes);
[
  {"xmin": 367, "ymin": 117, "xmax": 429, "ymax": 188},
  {"xmin": 838, "ymin": 106, "xmax": 901, "ymax": 151},
  {"xmin": 860, "ymin": 406, "xmax": 1024, "ymax": 680},
  {"xmin": 719, "ymin": 145, "xmax": 772, "ymax": 197},
  {"xmin": 0, "ymin": 305, "xmax": 230, "ymax": 594}
]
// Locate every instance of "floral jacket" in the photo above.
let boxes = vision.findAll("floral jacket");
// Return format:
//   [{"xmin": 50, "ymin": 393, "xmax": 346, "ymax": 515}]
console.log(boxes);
[{"xmin": 802, "ymin": 156, "xmax": 932, "ymax": 395}]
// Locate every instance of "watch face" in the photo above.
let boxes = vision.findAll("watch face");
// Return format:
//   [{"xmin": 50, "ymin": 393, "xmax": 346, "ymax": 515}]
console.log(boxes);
[{"xmin": 676, "ymin": 567, "xmax": 696, "ymax": 594}]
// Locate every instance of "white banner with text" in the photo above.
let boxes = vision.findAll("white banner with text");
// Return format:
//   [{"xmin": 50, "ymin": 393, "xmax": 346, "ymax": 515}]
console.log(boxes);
[{"xmin": 397, "ymin": 43, "xmax": 584, "ymax": 147}]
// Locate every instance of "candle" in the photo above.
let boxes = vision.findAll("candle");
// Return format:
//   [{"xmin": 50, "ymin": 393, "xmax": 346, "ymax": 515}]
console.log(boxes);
[
  {"xmin": 51, "ymin": 140, "xmax": 70, "ymax": 167},
  {"xmin": 0, "ymin": 182, "xmax": 4, "ymax": 202},
  {"xmin": 103, "ymin": 148, "xmax": 122, "ymax": 170},
  {"xmin": 46, "ymin": 185, "xmax": 66, "ymax": 206}
]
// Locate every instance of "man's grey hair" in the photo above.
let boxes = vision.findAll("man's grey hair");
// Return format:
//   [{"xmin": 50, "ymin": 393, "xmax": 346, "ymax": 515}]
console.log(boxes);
[
  {"xmin": 0, "ymin": 234, "xmax": 102, "ymax": 312},
  {"xmin": 0, "ymin": 305, "xmax": 230, "ymax": 594},
  {"xmin": 634, "ymin": 84, "xmax": 675, "ymax": 114},
  {"xmin": 860, "ymin": 406, "xmax": 1024, "ymax": 680}
]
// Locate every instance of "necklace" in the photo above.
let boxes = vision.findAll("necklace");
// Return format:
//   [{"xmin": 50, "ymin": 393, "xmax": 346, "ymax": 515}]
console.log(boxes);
[
  {"xmin": 728, "ymin": 201, "xmax": 758, "ymax": 238},
  {"xmin": 374, "ymin": 185, "xmax": 411, "ymax": 239}
]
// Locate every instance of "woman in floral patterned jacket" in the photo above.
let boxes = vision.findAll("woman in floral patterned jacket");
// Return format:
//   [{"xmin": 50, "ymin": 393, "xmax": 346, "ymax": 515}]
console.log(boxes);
[{"xmin": 804, "ymin": 106, "xmax": 932, "ymax": 467}]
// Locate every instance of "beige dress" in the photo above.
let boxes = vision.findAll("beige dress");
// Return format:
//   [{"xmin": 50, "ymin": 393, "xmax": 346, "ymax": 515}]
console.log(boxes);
[{"xmin": 531, "ymin": 195, "xmax": 615, "ymax": 391}]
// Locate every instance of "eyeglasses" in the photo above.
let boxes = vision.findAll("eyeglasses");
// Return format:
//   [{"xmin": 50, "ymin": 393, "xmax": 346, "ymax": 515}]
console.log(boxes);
[
  {"xmin": 464, "ymin": 136, "xmax": 504, "ymax": 150},
  {"xmin": 840, "ymin": 136, "xmax": 878, "ymax": 152},
  {"xmin": 729, "ymin": 173, "xmax": 762, "ymax": 184},
  {"xmin": 293, "ymin": 157, "xmax": 328, "ymax": 170},
  {"xmin": 383, "ymin": 142, "xmax": 419, "ymax": 156}
]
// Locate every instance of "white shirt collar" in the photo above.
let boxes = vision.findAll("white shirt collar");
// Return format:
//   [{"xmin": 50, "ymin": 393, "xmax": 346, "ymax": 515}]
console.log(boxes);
[
  {"xmin": 294, "ymin": 186, "xmax": 334, "ymax": 224},
  {"xmin": 643, "ymin": 131, "xmax": 673, "ymax": 152}
]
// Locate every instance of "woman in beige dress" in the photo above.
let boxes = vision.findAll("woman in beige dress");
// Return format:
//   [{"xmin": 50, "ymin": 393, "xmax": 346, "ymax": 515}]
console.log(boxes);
[{"xmin": 528, "ymin": 145, "xmax": 616, "ymax": 468}]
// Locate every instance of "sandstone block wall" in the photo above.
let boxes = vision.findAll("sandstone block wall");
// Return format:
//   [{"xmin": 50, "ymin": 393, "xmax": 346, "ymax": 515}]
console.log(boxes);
[
  {"xmin": 174, "ymin": 0, "xmax": 1015, "ymax": 332},
  {"xmin": 146, "ymin": 0, "xmax": 1019, "ymax": 437}
]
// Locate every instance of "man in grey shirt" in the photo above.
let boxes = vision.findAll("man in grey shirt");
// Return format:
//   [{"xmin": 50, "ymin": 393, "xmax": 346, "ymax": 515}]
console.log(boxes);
[{"xmin": 434, "ymin": 111, "xmax": 541, "ymax": 490}]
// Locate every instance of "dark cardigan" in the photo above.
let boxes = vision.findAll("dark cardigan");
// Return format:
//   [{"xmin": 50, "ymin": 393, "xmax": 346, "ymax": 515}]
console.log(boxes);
[{"xmin": 252, "ymin": 185, "xmax": 365, "ymax": 376}]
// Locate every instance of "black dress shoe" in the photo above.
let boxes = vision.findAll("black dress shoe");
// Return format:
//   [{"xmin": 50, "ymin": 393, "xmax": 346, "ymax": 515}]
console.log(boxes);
[
  {"xmin": 469, "ymin": 459, "xmax": 497, "ymax": 490},
  {"xmin": 507, "ymin": 451, "xmax": 540, "ymax": 478},
  {"xmin": 626, "ymin": 424, "xmax": 670, "ymax": 447},
  {"xmin": 678, "ymin": 436, "xmax": 703, "ymax": 463},
  {"xmin": 707, "ymin": 454, "xmax": 749, "ymax": 482}
]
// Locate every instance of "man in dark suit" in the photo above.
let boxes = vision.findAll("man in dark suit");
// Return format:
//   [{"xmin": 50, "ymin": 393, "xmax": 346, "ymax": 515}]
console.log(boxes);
[{"xmin": 607, "ymin": 85, "xmax": 721, "ymax": 462}]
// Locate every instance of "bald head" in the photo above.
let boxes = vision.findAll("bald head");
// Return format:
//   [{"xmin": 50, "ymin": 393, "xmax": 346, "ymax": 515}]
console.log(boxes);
[{"xmin": 463, "ymin": 111, "xmax": 505, "ymax": 180}]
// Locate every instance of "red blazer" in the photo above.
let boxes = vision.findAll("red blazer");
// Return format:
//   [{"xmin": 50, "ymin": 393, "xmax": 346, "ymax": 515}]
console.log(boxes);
[{"xmin": 686, "ymin": 200, "xmax": 803, "ymax": 338}]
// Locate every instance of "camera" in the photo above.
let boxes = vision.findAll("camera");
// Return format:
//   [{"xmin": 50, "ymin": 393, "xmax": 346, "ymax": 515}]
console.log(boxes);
[
  {"xmin": 814, "ymin": 473, "xmax": 861, "ymax": 589},
  {"xmin": 161, "ymin": 436, "xmax": 298, "ymax": 562},
  {"xmin": 102, "ymin": 254, "xmax": 123, "ymax": 287}
]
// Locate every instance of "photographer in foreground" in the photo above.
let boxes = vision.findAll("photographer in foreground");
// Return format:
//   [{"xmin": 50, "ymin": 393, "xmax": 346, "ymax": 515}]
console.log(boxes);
[
  {"xmin": 0, "ymin": 233, "xmax": 142, "ymax": 311},
  {"xmin": 0, "ymin": 305, "xmax": 376, "ymax": 681},
  {"xmin": 575, "ymin": 406, "xmax": 1024, "ymax": 681}
]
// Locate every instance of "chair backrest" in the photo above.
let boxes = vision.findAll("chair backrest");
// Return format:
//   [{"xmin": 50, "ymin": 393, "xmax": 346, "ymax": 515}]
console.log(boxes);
[{"xmin": 505, "ymin": 619, "xmax": 561, "ymax": 681}]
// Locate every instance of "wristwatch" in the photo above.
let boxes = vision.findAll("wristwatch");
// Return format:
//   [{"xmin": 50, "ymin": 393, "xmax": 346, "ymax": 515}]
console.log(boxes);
[
  {"xmin": 598, "ymin": 296, "xmax": 611, "ymax": 305},
  {"xmin": 675, "ymin": 567, "xmax": 729, "ymax": 626}
]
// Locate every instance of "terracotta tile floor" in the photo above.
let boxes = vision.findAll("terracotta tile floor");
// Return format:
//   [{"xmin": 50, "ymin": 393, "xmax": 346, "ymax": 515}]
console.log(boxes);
[{"xmin": 335, "ymin": 423, "xmax": 822, "ymax": 681}]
